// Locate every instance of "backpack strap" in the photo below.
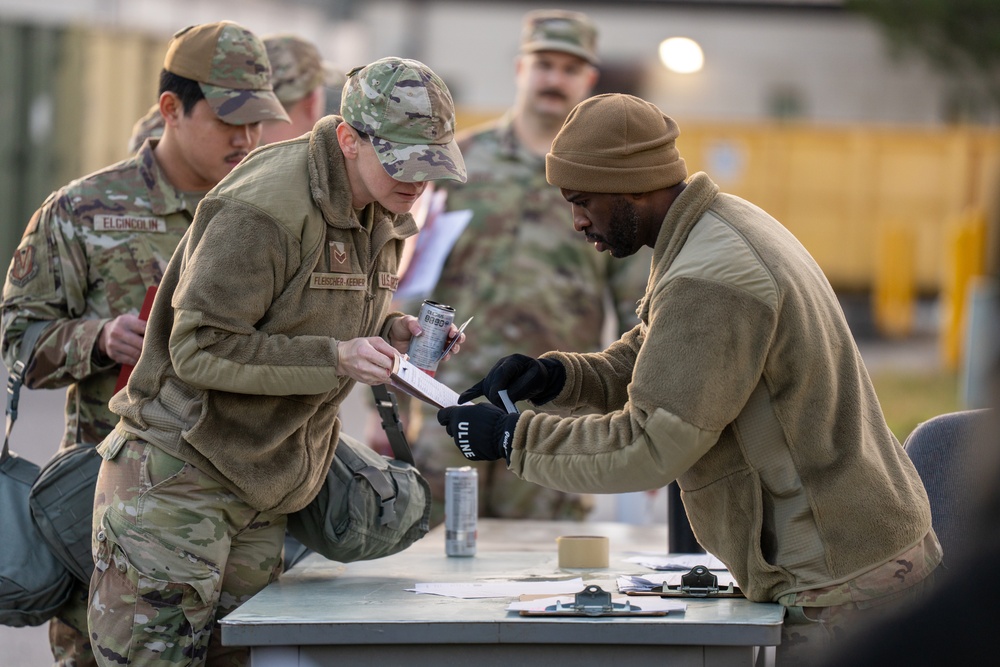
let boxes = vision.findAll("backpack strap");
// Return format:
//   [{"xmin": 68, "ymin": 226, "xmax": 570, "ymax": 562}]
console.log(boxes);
[
  {"xmin": 370, "ymin": 384, "xmax": 414, "ymax": 465},
  {"xmin": 4, "ymin": 321, "xmax": 50, "ymax": 461}
]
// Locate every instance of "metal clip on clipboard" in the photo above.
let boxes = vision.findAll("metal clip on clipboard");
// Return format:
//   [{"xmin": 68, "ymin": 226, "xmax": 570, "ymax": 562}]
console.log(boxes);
[
  {"xmin": 528, "ymin": 585, "xmax": 666, "ymax": 617},
  {"xmin": 678, "ymin": 565, "xmax": 725, "ymax": 597},
  {"xmin": 625, "ymin": 565, "xmax": 743, "ymax": 599}
]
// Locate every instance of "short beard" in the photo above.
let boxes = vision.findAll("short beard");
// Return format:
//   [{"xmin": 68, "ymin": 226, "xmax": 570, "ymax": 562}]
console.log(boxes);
[{"xmin": 606, "ymin": 197, "xmax": 642, "ymax": 258}]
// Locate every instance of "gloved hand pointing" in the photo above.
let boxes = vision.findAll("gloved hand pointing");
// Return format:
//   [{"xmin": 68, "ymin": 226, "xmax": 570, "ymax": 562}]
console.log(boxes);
[
  {"xmin": 458, "ymin": 354, "xmax": 566, "ymax": 408},
  {"xmin": 437, "ymin": 403, "xmax": 519, "ymax": 464}
]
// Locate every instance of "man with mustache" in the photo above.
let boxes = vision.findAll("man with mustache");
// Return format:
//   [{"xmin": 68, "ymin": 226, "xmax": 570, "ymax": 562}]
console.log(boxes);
[
  {"xmin": 394, "ymin": 9, "xmax": 651, "ymax": 524},
  {"xmin": 0, "ymin": 21, "xmax": 288, "ymax": 666},
  {"xmin": 438, "ymin": 94, "xmax": 941, "ymax": 666}
]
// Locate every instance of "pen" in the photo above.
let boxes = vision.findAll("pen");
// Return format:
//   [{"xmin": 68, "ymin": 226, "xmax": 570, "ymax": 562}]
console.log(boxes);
[
  {"xmin": 498, "ymin": 389, "xmax": 519, "ymax": 415},
  {"xmin": 436, "ymin": 316, "xmax": 473, "ymax": 362}
]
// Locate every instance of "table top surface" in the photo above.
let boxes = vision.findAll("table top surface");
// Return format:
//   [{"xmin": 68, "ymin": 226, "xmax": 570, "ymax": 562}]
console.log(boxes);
[{"xmin": 221, "ymin": 520, "xmax": 785, "ymax": 647}]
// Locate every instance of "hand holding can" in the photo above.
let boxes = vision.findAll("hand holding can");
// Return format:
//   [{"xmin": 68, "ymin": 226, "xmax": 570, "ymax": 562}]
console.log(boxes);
[{"xmin": 407, "ymin": 300, "xmax": 455, "ymax": 376}]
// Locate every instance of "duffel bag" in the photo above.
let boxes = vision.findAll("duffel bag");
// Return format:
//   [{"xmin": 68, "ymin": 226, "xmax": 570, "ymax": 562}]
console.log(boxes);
[
  {"xmin": 1, "ymin": 321, "xmax": 75, "ymax": 626},
  {"xmin": 286, "ymin": 433, "xmax": 431, "ymax": 563},
  {"xmin": 29, "ymin": 443, "xmax": 103, "ymax": 584}
]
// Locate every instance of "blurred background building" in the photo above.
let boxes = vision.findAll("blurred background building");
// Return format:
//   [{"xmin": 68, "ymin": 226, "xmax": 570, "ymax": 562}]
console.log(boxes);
[{"xmin": 1, "ymin": 1, "xmax": 996, "ymax": 351}]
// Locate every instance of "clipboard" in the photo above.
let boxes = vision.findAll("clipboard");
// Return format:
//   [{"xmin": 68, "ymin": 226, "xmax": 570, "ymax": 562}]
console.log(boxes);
[
  {"xmin": 518, "ymin": 585, "xmax": 672, "ymax": 617},
  {"xmin": 625, "ymin": 565, "xmax": 744, "ymax": 599}
]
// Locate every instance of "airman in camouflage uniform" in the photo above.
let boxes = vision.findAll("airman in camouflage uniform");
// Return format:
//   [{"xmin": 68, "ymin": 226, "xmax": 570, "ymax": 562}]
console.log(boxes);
[
  {"xmin": 398, "ymin": 10, "xmax": 652, "ymax": 523},
  {"xmin": 89, "ymin": 57, "xmax": 464, "ymax": 667},
  {"xmin": 0, "ymin": 21, "xmax": 287, "ymax": 667},
  {"xmin": 128, "ymin": 34, "xmax": 347, "ymax": 153}
]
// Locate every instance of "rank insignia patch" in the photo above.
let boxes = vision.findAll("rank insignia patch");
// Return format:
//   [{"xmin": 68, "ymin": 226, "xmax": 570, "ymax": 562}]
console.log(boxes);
[{"xmin": 329, "ymin": 242, "xmax": 351, "ymax": 273}]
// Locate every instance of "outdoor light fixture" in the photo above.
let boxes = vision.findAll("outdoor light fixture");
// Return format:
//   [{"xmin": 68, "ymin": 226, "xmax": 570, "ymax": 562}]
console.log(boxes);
[{"xmin": 659, "ymin": 37, "xmax": 704, "ymax": 74}]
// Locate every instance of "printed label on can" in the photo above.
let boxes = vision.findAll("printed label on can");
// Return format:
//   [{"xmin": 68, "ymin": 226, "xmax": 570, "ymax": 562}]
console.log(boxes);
[
  {"xmin": 445, "ymin": 466, "xmax": 477, "ymax": 557},
  {"xmin": 407, "ymin": 300, "xmax": 455, "ymax": 376}
]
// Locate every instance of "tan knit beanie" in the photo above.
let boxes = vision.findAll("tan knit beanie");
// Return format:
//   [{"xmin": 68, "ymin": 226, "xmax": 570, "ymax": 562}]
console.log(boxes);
[{"xmin": 546, "ymin": 93, "xmax": 687, "ymax": 193}]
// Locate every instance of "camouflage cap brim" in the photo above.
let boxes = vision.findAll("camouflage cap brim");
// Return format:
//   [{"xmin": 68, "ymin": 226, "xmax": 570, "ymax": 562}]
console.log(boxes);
[
  {"xmin": 522, "ymin": 40, "xmax": 599, "ymax": 65},
  {"xmin": 200, "ymin": 82, "xmax": 291, "ymax": 125},
  {"xmin": 370, "ymin": 134, "xmax": 467, "ymax": 184}
]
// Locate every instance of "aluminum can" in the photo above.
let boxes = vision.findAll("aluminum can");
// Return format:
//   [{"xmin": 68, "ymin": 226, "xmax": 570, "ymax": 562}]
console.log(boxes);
[
  {"xmin": 407, "ymin": 299, "xmax": 455, "ymax": 376},
  {"xmin": 445, "ymin": 466, "xmax": 477, "ymax": 557}
]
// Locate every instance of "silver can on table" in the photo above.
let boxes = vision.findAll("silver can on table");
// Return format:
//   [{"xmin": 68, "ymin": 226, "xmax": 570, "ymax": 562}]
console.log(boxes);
[{"xmin": 445, "ymin": 466, "xmax": 477, "ymax": 557}]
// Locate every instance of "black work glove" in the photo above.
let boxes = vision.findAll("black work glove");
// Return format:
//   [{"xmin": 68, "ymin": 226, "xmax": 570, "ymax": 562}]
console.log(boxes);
[
  {"xmin": 458, "ymin": 354, "xmax": 566, "ymax": 408},
  {"xmin": 437, "ymin": 403, "xmax": 519, "ymax": 464}
]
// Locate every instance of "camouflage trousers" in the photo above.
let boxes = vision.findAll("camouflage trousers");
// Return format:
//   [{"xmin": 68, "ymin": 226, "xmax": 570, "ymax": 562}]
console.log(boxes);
[
  {"xmin": 88, "ymin": 438, "xmax": 285, "ymax": 667},
  {"xmin": 49, "ymin": 578, "xmax": 96, "ymax": 667},
  {"xmin": 776, "ymin": 570, "xmax": 937, "ymax": 666}
]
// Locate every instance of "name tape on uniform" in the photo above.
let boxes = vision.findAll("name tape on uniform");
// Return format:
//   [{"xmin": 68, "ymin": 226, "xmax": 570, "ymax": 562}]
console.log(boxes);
[{"xmin": 93, "ymin": 215, "xmax": 167, "ymax": 233}]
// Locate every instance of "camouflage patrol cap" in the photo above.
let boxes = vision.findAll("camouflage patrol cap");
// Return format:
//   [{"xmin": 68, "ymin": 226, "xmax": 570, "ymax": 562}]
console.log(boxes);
[
  {"xmin": 264, "ymin": 34, "xmax": 346, "ymax": 105},
  {"xmin": 520, "ymin": 9, "xmax": 599, "ymax": 65},
  {"xmin": 164, "ymin": 21, "xmax": 290, "ymax": 125},
  {"xmin": 341, "ymin": 57, "xmax": 466, "ymax": 183}
]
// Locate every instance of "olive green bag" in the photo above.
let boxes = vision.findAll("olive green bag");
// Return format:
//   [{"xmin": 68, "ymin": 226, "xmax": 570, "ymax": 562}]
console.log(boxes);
[
  {"xmin": 1, "ymin": 322, "xmax": 74, "ymax": 626},
  {"xmin": 29, "ymin": 443, "xmax": 102, "ymax": 583},
  {"xmin": 286, "ymin": 429, "xmax": 431, "ymax": 564}
]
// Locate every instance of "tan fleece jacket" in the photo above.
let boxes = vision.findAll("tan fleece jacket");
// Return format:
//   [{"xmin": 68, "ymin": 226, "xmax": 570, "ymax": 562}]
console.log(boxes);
[
  {"xmin": 109, "ymin": 116, "xmax": 417, "ymax": 514},
  {"xmin": 510, "ymin": 173, "xmax": 934, "ymax": 602}
]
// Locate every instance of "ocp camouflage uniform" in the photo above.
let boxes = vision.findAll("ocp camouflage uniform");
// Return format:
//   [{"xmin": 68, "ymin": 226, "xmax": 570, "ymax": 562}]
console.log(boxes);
[
  {"xmin": 91, "ymin": 435, "xmax": 284, "ymax": 666},
  {"xmin": 404, "ymin": 112, "xmax": 652, "ymax": 523},
  {"xmin": 0, "ymin": 139, "xmax": 199, "ymax": 665},
  {"xmin": 90, "ymin": 57, "xmax": 463, "ymax": 667},
  {"xmin": 776, "ymin": 532, "xmax": 941, "ymax": 666}
]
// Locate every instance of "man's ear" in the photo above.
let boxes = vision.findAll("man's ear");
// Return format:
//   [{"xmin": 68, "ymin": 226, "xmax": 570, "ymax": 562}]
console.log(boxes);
[
  {"xmin": 159, "ymin": 92, "xmax": 182, "ymax": 128},
  {"xmin": 337, "ymin": 121, "xmax": 360, "ymax": 159}
]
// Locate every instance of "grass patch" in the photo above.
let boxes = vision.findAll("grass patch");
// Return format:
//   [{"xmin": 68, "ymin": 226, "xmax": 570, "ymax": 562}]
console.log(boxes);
[{"xmin": 870, "ymin": 368, "xmax": 962, "ymax": 443}]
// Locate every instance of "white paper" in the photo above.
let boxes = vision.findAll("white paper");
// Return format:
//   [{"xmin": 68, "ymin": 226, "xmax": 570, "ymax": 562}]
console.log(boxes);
[
  {"xmin": 407, "ymin": 577, "xmax": 584, "ymax": 599},
  {"xmin": 507, "ymin": 594, "xmax": 686, "ymax": 614},
  {"xmin": 395, "ymin": 209, "xmax": 473, "ymax": 300},
  {"xmin": 396, "ymin": 186, "xmax": 447, "ymax": 277},
  {"xmin": 625, "ymin": 553, "xmax": 728, "ymax": 571},
  {"xmin": 390, "ymin": 356, "xmax": 464, "ymax": 409}
]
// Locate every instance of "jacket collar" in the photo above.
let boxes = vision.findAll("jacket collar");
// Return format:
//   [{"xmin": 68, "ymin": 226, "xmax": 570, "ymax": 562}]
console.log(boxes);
[
  {"xmin": 639, "ymin": 172, "xmax": 720, "ymax": 319},
  {"xmin": 137, "ymin": 139, "xmax": 201, "ymax": 219},
  {"xmin": 650, "ymin": 172, "xmax": 720, "ymax": 275}
]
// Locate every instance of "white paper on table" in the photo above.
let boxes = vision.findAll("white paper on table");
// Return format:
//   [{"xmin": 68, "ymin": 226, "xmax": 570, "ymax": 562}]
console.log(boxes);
[
  {"xmin": 507, "ymin": 595, "xmax": 686, "ymax": 614},
  {"xmin": 395, "ymin": 209, "xmax": 473, "ymax": 300},
  {"xmin": 625, "ymin": 553, "xmax": 728, "ymax": 571},
  {"xmin": 407, "ymin": 577, "xmax": 584, "ymax": 599}
]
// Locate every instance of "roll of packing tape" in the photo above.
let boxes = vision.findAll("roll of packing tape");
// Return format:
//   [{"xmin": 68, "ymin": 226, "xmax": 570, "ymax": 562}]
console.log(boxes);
[{"xmin": 557, "ymin": 535, "xmax": 610, "ymax": 569}]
